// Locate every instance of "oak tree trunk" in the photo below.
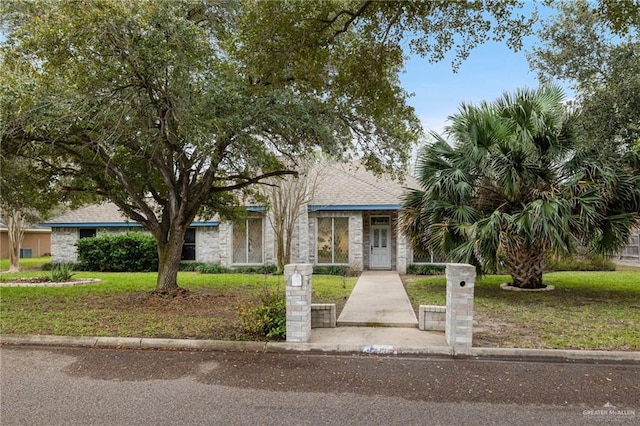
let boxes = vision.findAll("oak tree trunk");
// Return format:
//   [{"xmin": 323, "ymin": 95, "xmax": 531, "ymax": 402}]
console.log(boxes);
[
  {"xmin": 155, "ymin": 227, "xmax": 187, "ymax": 293},
  {"xmin": 506, "ymin": 246, "xmax": 546, "ymax": 289}
]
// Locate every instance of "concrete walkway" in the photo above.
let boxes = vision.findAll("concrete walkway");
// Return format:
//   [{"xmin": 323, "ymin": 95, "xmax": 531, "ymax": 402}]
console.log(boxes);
[
  {"xmin": 308, "ymin": 271, "xmax": 447, "ymax": 347},
  {"xmin": 336, "ymin": 271, "xmax": 418, "ymax": 328}
]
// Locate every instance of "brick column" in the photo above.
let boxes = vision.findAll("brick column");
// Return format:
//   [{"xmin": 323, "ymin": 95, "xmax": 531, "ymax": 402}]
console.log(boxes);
[
  {"xmin": 284, "ymin": 263, "xmax": 313, "ymax": 343},
  {"xmin": 445, "ymin": 263, "xmax": 476, "ymax": 348}
]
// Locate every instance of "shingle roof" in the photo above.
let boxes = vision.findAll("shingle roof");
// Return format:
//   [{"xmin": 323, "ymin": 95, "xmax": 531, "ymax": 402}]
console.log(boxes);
[
  {"xmin": 0, "ymin": 216, "xmax": 51, "ymax": 230},
  {"xmin": 45, "ymin": 202, "xmax": 134, "ymax": 225},
  {"xmin": 309, "ymin": 162, "xmax": 417, "ymax": 209},
  {"xmin": 44, "ymin": 162, "xmax": 416, "ymax": 224}
]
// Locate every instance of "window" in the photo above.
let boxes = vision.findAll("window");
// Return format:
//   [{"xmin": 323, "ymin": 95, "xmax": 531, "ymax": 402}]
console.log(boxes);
[
  {"xmin": 317, "ymin": 217, "xmax": 349, "ymax": 264},
  {"xmin": 181, "ymin": 228, "xmax": 196, "ymax": 261},
  {"xmin": 79, "ymin": 228, "xmax": 96, "ymax": 239},
  {"xmin": 19, "ymin": 248, "xmax": 33, "ymax": 258},
  {"xmin": 412, "ymin": 249, "xmax": 446, "ymax": 264},
  {"xmin": 233, "ymin": 218, "xmax": 263, "ymax": 264}
]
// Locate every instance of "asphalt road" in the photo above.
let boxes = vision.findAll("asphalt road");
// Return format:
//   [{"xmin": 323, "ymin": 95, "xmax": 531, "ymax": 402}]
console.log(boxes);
[{"xmin": 1, "ymin": 345, "xmax": 638, "ymax": 425}]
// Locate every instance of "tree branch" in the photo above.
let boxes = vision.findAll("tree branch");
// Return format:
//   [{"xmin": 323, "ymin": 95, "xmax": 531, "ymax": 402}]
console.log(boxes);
[
  {"xmin": 318, "ymin": 1, "xmax": 372, "ymax": 42},
  {"xmin": 212, "ymin": 170, "xmax": 298, "ymax": 193}
]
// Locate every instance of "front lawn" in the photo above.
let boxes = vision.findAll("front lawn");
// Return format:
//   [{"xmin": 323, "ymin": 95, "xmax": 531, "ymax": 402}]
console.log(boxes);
[
  {"xmin": 0, "ymin": 270, "xmax": 356, "ymax": 341},
  {"xmin": 3, "ymin": 265, "xmax": 639, "ymax": 350},
  {"xmin": 404, "ymin": 271, "xmax": 640, "ymax": 350}
]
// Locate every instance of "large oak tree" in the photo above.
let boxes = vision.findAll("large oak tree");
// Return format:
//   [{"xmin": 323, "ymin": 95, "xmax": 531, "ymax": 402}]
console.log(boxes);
[
  {"xmin": 528, "ymin": 0, "xmax": 640, "ymax": 152},
  {"xmin": 1, "ymin": 0, "xmax": 534, "ymax": 292}
]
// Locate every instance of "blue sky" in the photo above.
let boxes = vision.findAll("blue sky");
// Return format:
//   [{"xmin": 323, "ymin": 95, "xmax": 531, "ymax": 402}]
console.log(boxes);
[
  {"xmin": 399, "ymin": 2, "xmax": 570, "ymax": 137},
  {"xmin": 401, "ymin": 41, "xmax": 543, "ymax": 136}
]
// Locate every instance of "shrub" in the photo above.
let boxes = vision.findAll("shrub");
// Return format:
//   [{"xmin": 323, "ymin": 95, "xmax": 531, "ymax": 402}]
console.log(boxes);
[
  {"xmin": 406, "ymin": 264, "xmax": 446, "ymax": 275},
  {"xmin": 231, "ymin": 265, "xmax": 278, "ymax": 274},
  {"xmin": 545, "ymin": 254, "xmax": 616, "ymax": 272},
  {"xmin": 50, "ymin": 263, "xmax": 75, "ymax": 282},
  {"xmin": 179, "ymin": 262, "xmax": 207, "ymax": 272},
  {"xmin": 76, "ymin": 232, "xmax": 158, "ymax": 272},
  {"xmin": 41, "ymin": 262, "xmax": 82, "ymax": 271},
  {"xmin": 312, "ymin": 265, "xmax": 352, "ymax": 276},
  {"xmin": 238, "ymin": 287, "xmax": 286, "ymax": 339},
  {"xmin": 197, "ymin": 263, "xmax": 231, "ymax": 274}
]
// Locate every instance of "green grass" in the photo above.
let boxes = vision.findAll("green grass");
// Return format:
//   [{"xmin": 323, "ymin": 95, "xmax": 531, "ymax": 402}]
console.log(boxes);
[
  {"xmin": 3, "ymin": 259, "xmax": 638, "ymax": 349},
  {"xmin": 405, "ymin": 271, "xmax": 640, "ymax": 350},
  {"xmin": 0, "ymin": 256, "xmax": 51, "ymax": 271},
  {"xmin": 0, "ymin": 269, "xmax": 356, "ymax": 341}
]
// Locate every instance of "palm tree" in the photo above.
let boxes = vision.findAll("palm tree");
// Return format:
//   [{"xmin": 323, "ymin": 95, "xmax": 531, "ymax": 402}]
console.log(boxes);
[{"xmin": 400, "ymin": 86, "xmax": 640, "ymax": 289}]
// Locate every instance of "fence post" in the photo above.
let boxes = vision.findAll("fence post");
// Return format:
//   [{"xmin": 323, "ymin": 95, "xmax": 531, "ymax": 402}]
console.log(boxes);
[
  {"xmin": 445, "ymin": 263, "xmax": 476, "ymax": 348},
  {"xmin": 284, "ymin": 263, "xmax": 313, "ymax": 343}
]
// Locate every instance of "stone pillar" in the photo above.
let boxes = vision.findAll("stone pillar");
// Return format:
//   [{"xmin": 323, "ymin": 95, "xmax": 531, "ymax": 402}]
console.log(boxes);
[
  {"xmin": 285, "ymin": 263, "xmax": 313, "ymax": 343},
  {"xmin": 445, "ymin": 263, "xmax": 476, "ymax": 348}
]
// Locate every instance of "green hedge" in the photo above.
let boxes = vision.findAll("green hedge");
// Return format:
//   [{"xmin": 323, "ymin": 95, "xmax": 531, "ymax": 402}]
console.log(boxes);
[
  {"xmin": 196, "ymin": 264, "xmax": 277, "ymax": 274},
  {"xmin": 406, "ymin": 264, "xmax": 446, "ymax": 275},
  {"xmin": 312, "ymin": 265, "xmax": 353, "ymax": 276},
  {"xmin": 76, "ymin": 232, "xmax": 158, "ymax": 272},
  {"xmin": 545, "ymin": 254, "xmax": 616, "ymax": 272}
]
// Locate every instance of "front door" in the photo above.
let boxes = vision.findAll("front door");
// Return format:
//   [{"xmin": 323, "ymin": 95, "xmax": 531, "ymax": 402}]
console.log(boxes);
[{"xmin": 370, "ymin": 216, "xmax": 391, "ymax": 269}]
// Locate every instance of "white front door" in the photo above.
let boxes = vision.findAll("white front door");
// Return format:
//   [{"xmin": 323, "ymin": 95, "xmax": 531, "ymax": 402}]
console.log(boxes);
[{"xmin": 370, "ymin": 216, "xmax": 391, "ymax": 269}]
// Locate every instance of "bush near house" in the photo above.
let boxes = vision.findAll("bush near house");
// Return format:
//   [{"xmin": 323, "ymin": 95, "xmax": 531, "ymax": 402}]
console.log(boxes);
[
  {"xmin": 76, "ymin": 232, "xmax": 158, "ymax": 272},
  {"xmin": 406, "ymin": 264, "xmax": 446, "ymax": 275},
  {"xmin": 312, "ymin": 265, "xmax": 356, "ymax": 276},
  {"xmin": 545, "ymin": 254, "xmax": 616, "ymax": 272}
]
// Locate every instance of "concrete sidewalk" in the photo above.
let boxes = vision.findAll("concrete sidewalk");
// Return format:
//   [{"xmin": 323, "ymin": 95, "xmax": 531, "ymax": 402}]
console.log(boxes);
[
  {"xmin": 313, "ymin": 271, "xmax": 439, "ymax": 347},
  {"xmin": 336, "ymin": 271, "xmax": 418, "ymax": 328}
]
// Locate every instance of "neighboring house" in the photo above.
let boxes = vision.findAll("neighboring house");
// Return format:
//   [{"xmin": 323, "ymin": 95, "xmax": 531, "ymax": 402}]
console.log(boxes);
[
  {"xmin": 0, "ymin": 217, "xmax": 51, "ymax": 259},
  {"xmin": 44, "ymin": 162, "xmax": 426, "ymax": 274}
]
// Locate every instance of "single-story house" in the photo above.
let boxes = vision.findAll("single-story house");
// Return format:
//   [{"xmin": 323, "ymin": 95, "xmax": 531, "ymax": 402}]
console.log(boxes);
[
  {"xmin": 44, "ymin": 162, "xmax": 427, "ymax": 274},
  {"xmin": 0, "ymin": 217, "xmax": 51, "ymax": 259}
]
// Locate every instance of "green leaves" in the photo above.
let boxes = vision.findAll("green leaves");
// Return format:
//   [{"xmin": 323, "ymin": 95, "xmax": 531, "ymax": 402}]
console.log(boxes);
[
  {"xmin": 528, "ymin": 0, "xmax": 640, "ymax": 152},
  {"xmin": 0, "ymin": 0, "xmax": 540, "ymax": 289},
  {"xmin": 400, "ymin": 86, "xmax": 640, "ymax": 288}
]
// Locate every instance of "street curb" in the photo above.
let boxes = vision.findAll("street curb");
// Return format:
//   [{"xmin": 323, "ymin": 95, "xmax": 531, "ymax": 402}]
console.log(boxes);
[
  {"xmin": 452, "ymin": 347, "xmax": 640, "ymax": 364},
  {"xmin": 2, "ymin": 334, "xmax": 639, "ymax": 364}
]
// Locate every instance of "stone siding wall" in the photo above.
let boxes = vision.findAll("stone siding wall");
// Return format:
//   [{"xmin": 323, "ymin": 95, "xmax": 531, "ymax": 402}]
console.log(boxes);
[
  {"xmin": 218, "ymin": 222, "xmax": 231, "ymax": 267},
  {"xmin": 195, "ymin": 226, "xmax": 219, "ymax": 264},
  {"xmin": 51, "ymin": 228, "xmax": 80, "ymax": 263},
  {"xmin": 52, "ymin": 226, "xmax": 221, "ymax": 265},
  {"xmin": 51, "ymin": 226, "xmax": 144, "ymax": 263},
  {"xmin": 263, "ymin": 214, "xmax": 276, "ymax": 267}
]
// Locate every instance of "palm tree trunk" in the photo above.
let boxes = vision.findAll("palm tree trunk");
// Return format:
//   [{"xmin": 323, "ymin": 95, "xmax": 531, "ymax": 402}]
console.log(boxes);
[{"xmin": 506, "ymin": 246, "xmax": 546, "ymax": 289}]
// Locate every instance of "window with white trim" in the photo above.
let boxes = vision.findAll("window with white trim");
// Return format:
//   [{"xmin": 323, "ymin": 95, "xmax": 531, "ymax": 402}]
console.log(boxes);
[
  {"xmin": 317, "ymin": 217, "xmax": 349, "ymax": 264},
  {"xmin": 233, "ymin": 218, "xmax": 263, "ymax": 264},
  {"xmin": 412, "ymin": 249, "xmax": 446, "ymax": 264}
]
